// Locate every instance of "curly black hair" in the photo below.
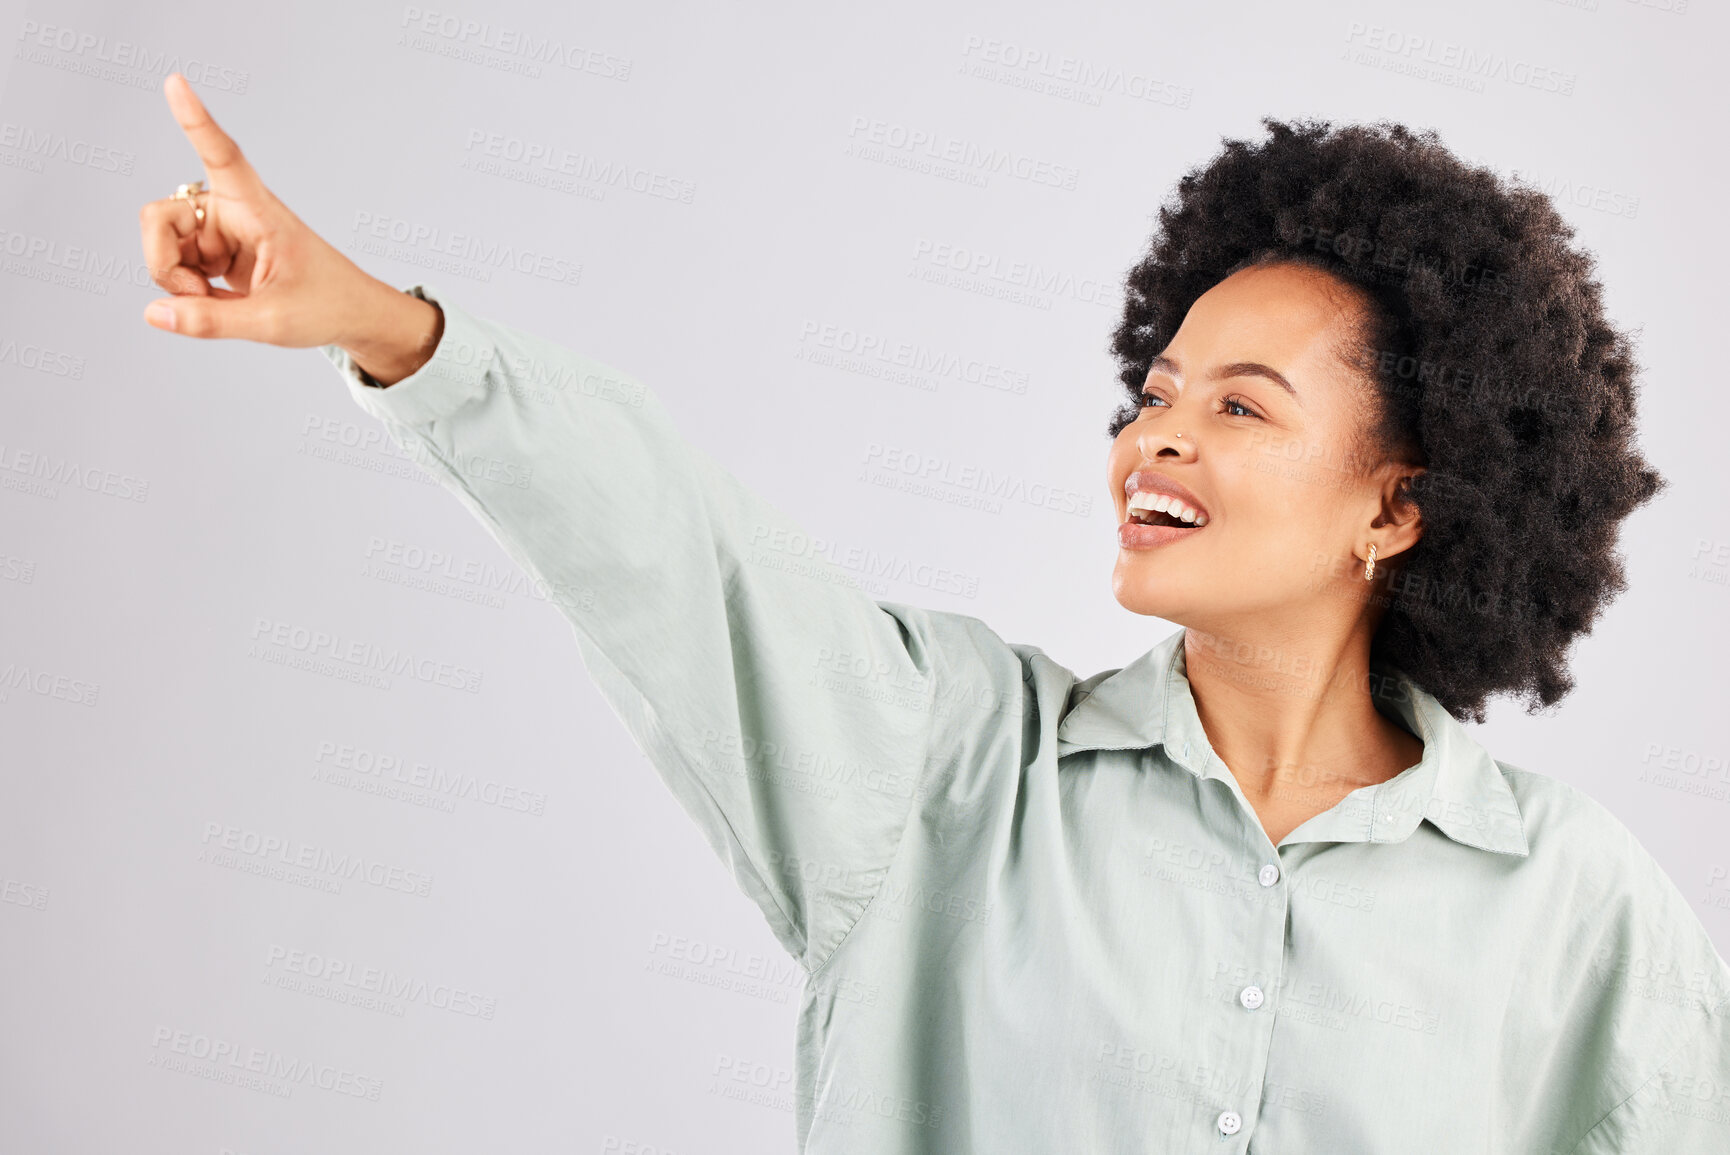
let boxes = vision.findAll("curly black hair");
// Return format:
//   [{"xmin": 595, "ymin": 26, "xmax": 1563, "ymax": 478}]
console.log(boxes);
[{"xmin": 1106, "ymin": 117, "xmax": 1665, "ymax": 724}]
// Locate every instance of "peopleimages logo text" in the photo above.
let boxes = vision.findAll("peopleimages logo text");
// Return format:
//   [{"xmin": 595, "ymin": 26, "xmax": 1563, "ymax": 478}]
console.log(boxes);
[{"xmin": 200, "ymin": 822, "xmax": 435, "ymax": 897}]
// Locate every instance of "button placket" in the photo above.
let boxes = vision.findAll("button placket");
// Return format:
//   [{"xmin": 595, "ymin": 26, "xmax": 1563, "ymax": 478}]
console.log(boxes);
[{"xmin": 1210, "ymin": 848, "xmax": 1287, "ymax": 1145}]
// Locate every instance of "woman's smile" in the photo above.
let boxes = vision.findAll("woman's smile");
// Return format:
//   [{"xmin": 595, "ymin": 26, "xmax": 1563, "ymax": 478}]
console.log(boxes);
[
  {"xmin": 1118, "ymin": 469, "xmax": 1212, "ymax": 549},
  {"xmin": 1117, "ymin": 516, "xmax": 1207, "ymax": 550}
]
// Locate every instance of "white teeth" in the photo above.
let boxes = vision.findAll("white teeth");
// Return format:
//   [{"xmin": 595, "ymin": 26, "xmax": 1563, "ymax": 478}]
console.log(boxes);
[{"xmin": 1126, "ymin": 489, "xmax": 1208, "ymax": 527}]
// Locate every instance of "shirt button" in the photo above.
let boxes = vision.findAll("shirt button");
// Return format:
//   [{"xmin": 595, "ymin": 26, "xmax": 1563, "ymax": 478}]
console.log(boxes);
[
  {"xmin": 1217, "ymin": 1110, "xmax": 1242, "ymax": 1135},
  {"xmin": 1258, "ymin": 863, "xmax": 1280, "ymax": 887},
  {"xmin": 1239, "ymin": 985, "xmax": 1264, "ymax": 1010}
]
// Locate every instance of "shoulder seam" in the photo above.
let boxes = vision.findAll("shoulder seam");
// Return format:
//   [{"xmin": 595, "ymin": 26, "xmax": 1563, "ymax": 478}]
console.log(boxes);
[
  {"xmin": 805, "ymin": 605, "xmax": 949, "ymax": 981},
  {"xmin": 1560, "ymin": 993, "xmax": 1729, "ymax": 1154}
]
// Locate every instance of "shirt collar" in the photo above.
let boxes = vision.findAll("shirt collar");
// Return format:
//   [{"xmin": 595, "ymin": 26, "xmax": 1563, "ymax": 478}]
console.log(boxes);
[{"xmin": 1055, "ymin": 628, "xmax": 1529, "ymax": 857}]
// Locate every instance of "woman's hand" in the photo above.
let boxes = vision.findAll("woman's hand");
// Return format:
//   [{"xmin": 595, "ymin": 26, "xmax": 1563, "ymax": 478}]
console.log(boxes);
[{"xmin": 138, "ymin": 73, "xmax": 438, "ymax": 379}]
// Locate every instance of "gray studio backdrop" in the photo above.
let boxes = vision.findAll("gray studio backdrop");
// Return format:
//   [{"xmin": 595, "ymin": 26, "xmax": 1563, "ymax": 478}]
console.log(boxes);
[{"xmin": 1, "ymin": 0, "xmax": 1723, "ymax": 1151}]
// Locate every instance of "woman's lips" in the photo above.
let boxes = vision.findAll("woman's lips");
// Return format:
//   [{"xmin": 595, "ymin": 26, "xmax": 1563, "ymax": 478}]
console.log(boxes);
[
  {"xmin": 1117, "ymin": 518, "xmax": 1205, "ymax": 550},
  {"xmin": 1122, "ymin": 470, "xmax": 1210, "ymax": 520}
]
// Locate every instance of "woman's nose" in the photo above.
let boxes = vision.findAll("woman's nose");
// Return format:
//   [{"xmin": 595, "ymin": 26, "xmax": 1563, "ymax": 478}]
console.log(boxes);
[{"xmin": 1138, "ymin": 422, "xmax": 1195, "ymax": 460}]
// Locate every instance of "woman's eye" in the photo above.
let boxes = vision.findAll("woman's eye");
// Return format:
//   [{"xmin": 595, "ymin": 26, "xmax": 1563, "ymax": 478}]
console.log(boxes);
[{"xmin": 1139, "ymin": 392, "xmax": 1261, "ymax": 418}]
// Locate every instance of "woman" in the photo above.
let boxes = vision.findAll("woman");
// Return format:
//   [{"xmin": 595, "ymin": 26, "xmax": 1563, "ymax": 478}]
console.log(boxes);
[{"xmin": 140, "ymin": 73, "xmax": 1728, "ymax": 1152}]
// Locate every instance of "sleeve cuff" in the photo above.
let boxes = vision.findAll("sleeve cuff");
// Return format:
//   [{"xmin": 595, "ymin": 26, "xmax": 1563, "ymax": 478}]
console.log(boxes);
[{"xmin": 319, "ymin": 282, "xmax": 496, "ymax": 429}]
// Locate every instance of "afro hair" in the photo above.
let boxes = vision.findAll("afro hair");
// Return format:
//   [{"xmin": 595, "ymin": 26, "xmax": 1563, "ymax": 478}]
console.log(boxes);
[{"xmin": 1106, "ymin": 117, "xmax": 1666, "ymax": 724}]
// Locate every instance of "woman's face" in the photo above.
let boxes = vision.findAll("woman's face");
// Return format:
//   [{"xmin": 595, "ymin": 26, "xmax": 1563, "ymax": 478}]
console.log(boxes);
[{"xmin": 1107, "ymin": 261, "xmax": 1419, "ymax": 634}]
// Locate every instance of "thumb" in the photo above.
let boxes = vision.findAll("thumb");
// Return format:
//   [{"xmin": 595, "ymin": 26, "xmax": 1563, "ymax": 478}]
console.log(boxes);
[{"xmin": 144, "ymin": 293, "xmax": 278, "ymax": 343}]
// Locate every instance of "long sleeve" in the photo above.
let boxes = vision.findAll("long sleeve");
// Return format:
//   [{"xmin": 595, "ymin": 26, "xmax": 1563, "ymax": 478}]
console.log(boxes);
[
  {"xmin": 319, "ymin": 282, "xmax": 949, "ymax": 975},
  {"xmin": 1557, "ymin": 821, "xmax": 1730, "ymax": 1153}
]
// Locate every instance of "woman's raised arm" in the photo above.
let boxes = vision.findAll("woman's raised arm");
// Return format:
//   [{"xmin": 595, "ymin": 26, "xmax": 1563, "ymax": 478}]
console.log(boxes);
[
  {"xmin": 138, "ymin": 73, "xmax": 1020, "ymax": 976},
  {"xmin": 318, "ymin": 283, "xmax": 969, "ymax": 973}
]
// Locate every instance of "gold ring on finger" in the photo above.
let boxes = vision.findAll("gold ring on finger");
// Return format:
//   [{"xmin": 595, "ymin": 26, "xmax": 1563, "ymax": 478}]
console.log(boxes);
[{"xmin": 173, "ymin": 180, "xmax": 207, "ymax": 227}]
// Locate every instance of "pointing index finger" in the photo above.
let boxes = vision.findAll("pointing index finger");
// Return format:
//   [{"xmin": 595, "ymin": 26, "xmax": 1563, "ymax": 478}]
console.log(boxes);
[{"xmin": 163, "ymin": 72, "xmax": 263, "ymax": 198}]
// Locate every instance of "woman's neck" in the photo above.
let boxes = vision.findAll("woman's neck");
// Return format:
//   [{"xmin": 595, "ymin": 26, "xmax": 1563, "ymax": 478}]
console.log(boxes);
[{"xmin": 1180, "ymin": 624, "xmax": 1425, "ymax": 820}]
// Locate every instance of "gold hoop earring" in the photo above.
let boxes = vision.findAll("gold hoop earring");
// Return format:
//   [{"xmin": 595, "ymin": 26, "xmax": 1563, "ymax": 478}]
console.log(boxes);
[{"xmin": 1363, "ymin": 543, "xmax": 1377, "ymax": 581}]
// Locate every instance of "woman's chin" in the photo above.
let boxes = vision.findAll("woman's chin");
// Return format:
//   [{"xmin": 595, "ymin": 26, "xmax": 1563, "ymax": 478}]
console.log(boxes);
[{"xmin": 1110, "ymin": 566, "xmax": 1189, "ymax": 620}]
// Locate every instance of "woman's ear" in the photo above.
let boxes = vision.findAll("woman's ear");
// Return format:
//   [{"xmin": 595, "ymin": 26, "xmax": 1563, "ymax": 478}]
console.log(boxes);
[{"xmin": 1370, "ymin": 468, "xmax": 1425, "ymax": 557}]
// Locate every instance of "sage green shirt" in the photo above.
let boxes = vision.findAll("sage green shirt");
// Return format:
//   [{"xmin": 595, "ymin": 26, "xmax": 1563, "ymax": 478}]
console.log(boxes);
[{"xmin": 322, "ymin": 283, "xmax": 1730, "ymax": 1154}]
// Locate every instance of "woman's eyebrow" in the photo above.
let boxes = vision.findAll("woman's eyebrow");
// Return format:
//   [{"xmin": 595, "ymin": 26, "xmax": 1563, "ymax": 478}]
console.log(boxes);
[{"xmin": 1147, "ymin": 354, "xmax": 1302, "ymax": 404}]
